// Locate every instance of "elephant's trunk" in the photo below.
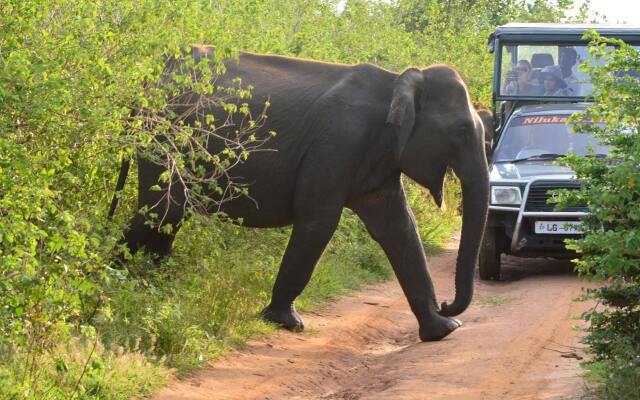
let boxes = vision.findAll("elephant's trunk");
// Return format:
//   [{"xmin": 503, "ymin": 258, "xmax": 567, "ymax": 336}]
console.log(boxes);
[{"xmin": 440, "ymin": 162, "xmax": 489, "ymax": 317}]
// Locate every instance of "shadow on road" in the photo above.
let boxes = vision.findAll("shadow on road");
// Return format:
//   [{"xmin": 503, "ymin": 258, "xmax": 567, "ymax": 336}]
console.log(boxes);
[{"xmin": 497, "ymin": 255, "xmax": 576, "ymax": 283}]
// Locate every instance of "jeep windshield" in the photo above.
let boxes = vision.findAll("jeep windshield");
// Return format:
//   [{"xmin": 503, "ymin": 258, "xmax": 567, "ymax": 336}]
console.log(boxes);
[
  {"xmin": 490, "ymin": 24, "xmax": 640, "ymax": 102},
  {"xmin": 498, "ymin": 43, "xmax": 640, "ymax": 98},
  {"xmin": 493, "ymin": 115, "xmax": 609, "ymax": 163}
]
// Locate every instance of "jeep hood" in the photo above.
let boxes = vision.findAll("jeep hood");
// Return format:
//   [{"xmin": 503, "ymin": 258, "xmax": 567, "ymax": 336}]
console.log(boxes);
[{"xmin": 490, "ymin": 161, "xmax": 575, "ymax": 181}]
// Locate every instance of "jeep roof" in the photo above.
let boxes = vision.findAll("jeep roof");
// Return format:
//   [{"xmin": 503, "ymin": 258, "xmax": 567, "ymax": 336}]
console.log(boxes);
[{"xmin": 490, "ymin": 23, "xmax": 640, "ymax": 44}]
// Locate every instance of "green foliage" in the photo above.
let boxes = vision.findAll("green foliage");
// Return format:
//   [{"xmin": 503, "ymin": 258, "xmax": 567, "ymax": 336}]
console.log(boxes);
[
  {"xmin": 560, "ymin": 31, "xmax": 640, "ymax": 400},
  {"xmin": 0, "ymin": 0, "xmax": 258, "ymax": 397}
]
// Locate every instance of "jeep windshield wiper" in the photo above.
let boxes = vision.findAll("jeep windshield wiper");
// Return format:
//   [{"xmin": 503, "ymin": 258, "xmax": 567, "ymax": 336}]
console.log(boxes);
[{"xmin": 497, "ymin": 153, "xmax": 565, "ymax": 163}]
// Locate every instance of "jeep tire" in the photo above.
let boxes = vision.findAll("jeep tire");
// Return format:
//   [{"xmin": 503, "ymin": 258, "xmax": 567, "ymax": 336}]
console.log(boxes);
[{"xmin": 479, "ymin": 227, "xmax": 501, "ymax": 280}]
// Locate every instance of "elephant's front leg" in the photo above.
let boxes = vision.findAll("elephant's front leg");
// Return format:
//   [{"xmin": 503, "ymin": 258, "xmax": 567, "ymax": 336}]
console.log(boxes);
[
  {"xmin": 351, "ymin": 185, "xmax": 461, "ymax": 341},
  {"xmin": 262, "ymin": 211, "xmax": 341, "ymax": 331}
]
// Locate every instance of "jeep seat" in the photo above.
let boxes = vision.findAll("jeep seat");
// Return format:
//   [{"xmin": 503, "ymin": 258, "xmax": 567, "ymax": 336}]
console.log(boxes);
[{"xmin": 531, "ymin": 53, "xmax": 554, "ymax": 68}]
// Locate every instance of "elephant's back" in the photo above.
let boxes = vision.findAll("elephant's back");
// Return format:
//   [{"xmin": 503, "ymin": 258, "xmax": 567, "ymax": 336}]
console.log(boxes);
[
  {"xmin": 204, "ymin": 55, "xmax": 336, "ymax": 225},
  {"xmin": 204, "ymin": 53, "xmax": 395, "ymax": 226}
]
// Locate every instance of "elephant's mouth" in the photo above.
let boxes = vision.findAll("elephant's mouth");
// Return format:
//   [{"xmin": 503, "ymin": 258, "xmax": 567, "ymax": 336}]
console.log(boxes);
[
  {"xmin": 424, "ymin": 165, "xmax": 447, "ymax": 209},
  {"xmin": 428, "ymin": 185, "xmax": 444, "ymax": 209}
]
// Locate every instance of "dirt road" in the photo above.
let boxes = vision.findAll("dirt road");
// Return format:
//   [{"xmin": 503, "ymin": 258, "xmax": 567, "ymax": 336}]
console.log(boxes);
[{"xmin": 154, "ymin": 239, "xmax": 595, "ymax": 400}]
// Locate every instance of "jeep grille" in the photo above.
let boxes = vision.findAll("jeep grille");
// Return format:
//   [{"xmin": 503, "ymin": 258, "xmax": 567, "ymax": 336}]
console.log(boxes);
[{"xmin": 525, "ymin": 181, "xmax": 587, "ymax": 212}]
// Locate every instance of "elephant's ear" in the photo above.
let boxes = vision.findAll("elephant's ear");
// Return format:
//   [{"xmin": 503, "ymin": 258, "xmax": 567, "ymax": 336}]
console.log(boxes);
[{"xmin": 386, "ymin": 68, "xmax": 424, "ymax": 160}]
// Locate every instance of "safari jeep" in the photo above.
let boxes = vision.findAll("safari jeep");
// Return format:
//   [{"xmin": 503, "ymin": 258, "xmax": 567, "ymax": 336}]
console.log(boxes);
[{"xmin": 480, "ymin": 23, "xmax": 640, "ymax": 280}]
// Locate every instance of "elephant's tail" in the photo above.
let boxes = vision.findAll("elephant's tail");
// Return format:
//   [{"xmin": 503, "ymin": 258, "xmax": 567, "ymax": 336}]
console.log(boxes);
[{"xmin": 107, "ymin": 155, "xmax": 131, "ymax": 221}]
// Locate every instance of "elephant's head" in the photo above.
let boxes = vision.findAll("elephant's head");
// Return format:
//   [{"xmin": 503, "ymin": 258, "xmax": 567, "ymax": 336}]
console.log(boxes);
[{"xmin": 386, "ymin": 65, "xmax": 490, "ymax": 317}]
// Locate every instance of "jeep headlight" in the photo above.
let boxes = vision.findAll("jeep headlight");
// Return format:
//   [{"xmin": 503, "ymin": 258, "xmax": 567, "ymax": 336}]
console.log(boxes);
[{"xmin": 491, "ymin": 186, "xmax": 522, "ymax": 205}]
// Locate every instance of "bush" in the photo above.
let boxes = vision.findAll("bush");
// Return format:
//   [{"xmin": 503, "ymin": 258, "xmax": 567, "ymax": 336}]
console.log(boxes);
[
  {"xmin": 0, "ymin": 0, "xmax": 257, "ymax": 397},
  {"xmin": 560, "ymin": 31, "xmax": 640, "ymax": 400}
]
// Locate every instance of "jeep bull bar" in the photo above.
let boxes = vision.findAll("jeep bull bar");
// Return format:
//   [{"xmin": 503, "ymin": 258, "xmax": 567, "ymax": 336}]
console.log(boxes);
[{"xmin": 489, "ymin": 177, "xmax": 588, "ymax": 252}]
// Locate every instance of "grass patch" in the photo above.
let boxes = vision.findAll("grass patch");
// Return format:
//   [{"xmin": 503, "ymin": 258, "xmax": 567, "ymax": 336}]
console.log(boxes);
[
  {"xmin": 0, "ymin": 338, "xmax": 170, "ymax": 400},
  {"xmin": 476, "ymin": 295, "xmax": 516, "ymax": 307},
  {"xmin": 405, "ymin": 174, "xmax": 462, "ymax": 255},
  {"xmin": 582, "ymin": 359, "xmax": 640, "ymax": 400}
]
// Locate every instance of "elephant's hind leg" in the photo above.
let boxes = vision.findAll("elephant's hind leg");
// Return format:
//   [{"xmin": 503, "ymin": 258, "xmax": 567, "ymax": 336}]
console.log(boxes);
[
  {"xmin": 120, "ymin": 159, "xmax": 187, "ymax": 261},
  {"xmin": 120, "ymin": 204, "xmax": 184, "ymax": 261},
  {"xmin": 262, "ymin": 210, "xmax": 342, "ymax": 331}
]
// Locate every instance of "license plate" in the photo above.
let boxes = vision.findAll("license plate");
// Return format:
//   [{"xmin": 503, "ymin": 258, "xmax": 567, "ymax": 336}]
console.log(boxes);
[{"xmin": 535, "ymin": 221, "xmax": 583, "ymax": 234}]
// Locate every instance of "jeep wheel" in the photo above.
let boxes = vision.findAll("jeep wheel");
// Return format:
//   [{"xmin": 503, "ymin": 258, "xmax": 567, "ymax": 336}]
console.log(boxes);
[{"xmin": 479, "ymin": 227, "xmax": 501, "ymax": 280}]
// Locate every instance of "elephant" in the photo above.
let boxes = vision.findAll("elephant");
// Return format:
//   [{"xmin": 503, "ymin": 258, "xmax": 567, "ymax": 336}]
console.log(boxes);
[
  {"xmin": 117, "ymin": 46, "xmax": 489, "ymax": 342},
  {"xmin": 474, "ymin": 104, "xmax": 495, "ymax": 160}
]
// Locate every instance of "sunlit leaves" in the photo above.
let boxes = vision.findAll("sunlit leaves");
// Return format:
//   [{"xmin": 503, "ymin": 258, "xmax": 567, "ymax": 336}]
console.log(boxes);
[
  {"xmin": 562, "ymin": 32, "xmax": 640, "ymax": 397},
  {"xmin": 0, "ymin": 0, "xmax": 265, "ymax": 397}
]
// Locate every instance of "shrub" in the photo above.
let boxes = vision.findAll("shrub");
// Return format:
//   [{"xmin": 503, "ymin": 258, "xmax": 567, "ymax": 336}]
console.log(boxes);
[
  {"xmin": 0, "ymin": 0, "xmax": 260, "ymax": 397},
  {"xmin": 560, "ymin": 31, "xmax": 640, "ymax": 400}
]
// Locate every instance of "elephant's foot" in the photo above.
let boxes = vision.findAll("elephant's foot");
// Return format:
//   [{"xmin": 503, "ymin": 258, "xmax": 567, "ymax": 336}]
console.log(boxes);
[
  {"xmin": 260, "ymin": 303, "xmax": 305, "ymax": 332},
  {"xmin": 419, "ymin": 315, "xmax": 461, "ymax": 341}
]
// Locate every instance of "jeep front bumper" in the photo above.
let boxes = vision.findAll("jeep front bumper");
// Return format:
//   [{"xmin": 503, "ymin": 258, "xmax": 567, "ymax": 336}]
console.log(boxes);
[{"xmin": 488, "ymin": 178, "xmax": 587, "ymax": 256}]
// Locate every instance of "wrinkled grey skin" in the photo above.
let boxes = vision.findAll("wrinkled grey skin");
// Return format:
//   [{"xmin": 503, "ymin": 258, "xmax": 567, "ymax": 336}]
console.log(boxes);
[{"xmin": 121, "ymin": 47, "xmax": 489, "ymax": 341}]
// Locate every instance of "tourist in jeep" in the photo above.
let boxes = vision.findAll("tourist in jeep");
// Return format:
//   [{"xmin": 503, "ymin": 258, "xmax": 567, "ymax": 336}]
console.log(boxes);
[
  {"xmin": 503, "ymin": 60, "xmax": 542, "ymax": 95},
  {"xmin": 540, "ymin": 65, "xmax": 571, "ymax": 96},
  {"xmin": 558, "ymin": 46, "xmax": 580, "ymax": 94}
]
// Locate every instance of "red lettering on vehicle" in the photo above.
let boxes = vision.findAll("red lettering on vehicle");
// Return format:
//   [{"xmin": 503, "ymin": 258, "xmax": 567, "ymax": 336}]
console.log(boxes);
[{"xmin": 520, "ymin": 115, "xmax": 569, "ymax": 125}]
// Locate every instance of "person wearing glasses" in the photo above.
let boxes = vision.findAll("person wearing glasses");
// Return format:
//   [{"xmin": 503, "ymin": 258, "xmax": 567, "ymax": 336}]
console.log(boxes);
[{"xmin": 503, "ymin": 60, "xmax": 542, "ymax": 95}]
